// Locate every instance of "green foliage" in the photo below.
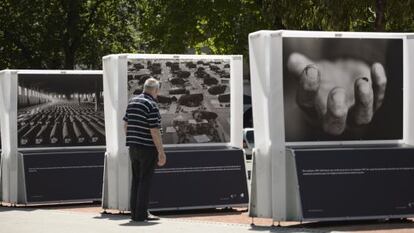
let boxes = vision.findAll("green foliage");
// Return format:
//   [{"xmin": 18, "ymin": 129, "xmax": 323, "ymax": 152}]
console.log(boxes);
[
  {"xmin": 137, "ymin": 0, "xmax": 267, "ymax": 56},
  {"xmin": 0, "ymin": 0, "xmax": 140, "ymax": 69},
  {"xmin": 262, "ymin": 0, "xmax": 377, "ymax": 31},
  {"xmin": 1, "ymin": 0, "xmax": 414, "ymax": 69},
  {"xmin": 385, "ymin": 0, "xmax": 414, "ymax": 32}
]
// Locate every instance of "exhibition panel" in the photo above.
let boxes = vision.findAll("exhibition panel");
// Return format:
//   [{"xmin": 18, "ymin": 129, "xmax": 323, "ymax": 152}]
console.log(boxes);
[
  {"xmin": 150, "ymin": 146, "xmax": 248, "ymax": 210},
  {"xmin": 22, "ymin": 149, "xmax": 104, "ymax": 203},
  {"xmin": 102, "ymin": 54, "xmax": 246, "ymax": 211},
  {"xmin": 0, "ymin": 70, "xmax": 105, "ymax": 204},
  {"xmin": 292, "ymin": 146, "xmax": 414, "ymax": 220},
  {"xmin": 248, "ymin": 31, "xmax": 413, "ymax": 221}
]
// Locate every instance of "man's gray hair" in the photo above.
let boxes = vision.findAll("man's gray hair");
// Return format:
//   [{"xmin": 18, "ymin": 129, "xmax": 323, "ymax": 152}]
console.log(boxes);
[{"xmin": 143, "ymin": 77, "xmax": 160, "ymax": 91}]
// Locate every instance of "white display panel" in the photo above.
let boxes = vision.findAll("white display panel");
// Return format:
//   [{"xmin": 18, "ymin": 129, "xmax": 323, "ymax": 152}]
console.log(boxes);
[
  {"xmin": 102, "ymin": 54, "xmax": 243, "ymax": 210},
  {"xmin": 248, "ymin": 30, "xmax": 410, "ymax": 221},
  {"xmin": 0, "ymin": 70, "xmax": 103, "ymax": 204}
]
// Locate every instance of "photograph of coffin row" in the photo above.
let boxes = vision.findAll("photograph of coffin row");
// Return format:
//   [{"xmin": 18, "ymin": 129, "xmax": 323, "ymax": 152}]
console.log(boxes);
[
  {"xmin": 127, "ymin": 59, "xmax": 231, "ymax": 144},
  {"xmin": 17, "ymin": 74, "xmax": 105, "ymax": 148}
]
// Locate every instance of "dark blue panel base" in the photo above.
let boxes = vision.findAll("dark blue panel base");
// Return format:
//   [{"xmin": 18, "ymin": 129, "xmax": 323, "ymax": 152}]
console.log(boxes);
[
  {"xmin": 149, "ymin": 146, "xmax": 249, "ymax": 210},
  {"xmin": 293, "ymin": 145, "xmax": 414, "ymax": 220},
  {"xmin": 22, "ymin": 148, "xmax": 105, "ymax": 204}
]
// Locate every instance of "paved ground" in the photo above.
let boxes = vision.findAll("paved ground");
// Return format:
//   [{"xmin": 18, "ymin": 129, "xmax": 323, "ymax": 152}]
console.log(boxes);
[
  {"xmin": 0, "ymin": 208, "xmax": 252, "ymax": 233},
  {"xmin": 1, "ymin": 204, "xmax": 414, "ymax": 233}
]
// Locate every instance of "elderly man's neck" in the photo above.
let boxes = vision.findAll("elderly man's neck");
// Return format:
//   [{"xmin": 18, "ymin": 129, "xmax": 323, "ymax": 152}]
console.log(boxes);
[{"xmin": 144, "ymin": 90, "xmax": 157, "ymax": 99}]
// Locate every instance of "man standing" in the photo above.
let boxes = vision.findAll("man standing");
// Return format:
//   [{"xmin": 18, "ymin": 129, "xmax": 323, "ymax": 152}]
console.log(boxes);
[{"xmin": 123, "ymin": 77, "xmax": 166, "ymax": 222}]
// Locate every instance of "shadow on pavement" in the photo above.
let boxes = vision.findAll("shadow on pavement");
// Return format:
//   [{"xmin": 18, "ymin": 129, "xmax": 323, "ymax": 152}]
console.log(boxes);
[
  {"xmin": 154, "ymin": 207, "xmax": 247, "ymax": 218},
  {"xmin": 119, "ymin": 220, "xmax": 160, "ymax": 227},
  {"xmin": 1, "ymin": 201, "xmax": 100, "ymax": 212},
  {"xmin": 0, "ymin": 204, "xmax": 38, "ymax": 213},
  {"xmin": 42, "ymin": 202, "xmax": 101, "ymax": 211},
  {"xmin": 249, "ymin": 224, "xmax": 329, "ymax": 233},
  {"xmin": 95, "ymin": 212, "xmax": 161, "ymax": 227},
  {"xmin": 247, "ymin": 219, "xmax": 414, "ymax": 232},
  {"xmin": 288, "ymin": 218, "xmax": 414, "ymax": 231}
]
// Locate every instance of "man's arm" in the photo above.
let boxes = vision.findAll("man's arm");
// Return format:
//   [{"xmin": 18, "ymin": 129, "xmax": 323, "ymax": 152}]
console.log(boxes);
[
  {"xmin": 123, "ymin": 103, "xmax": 129, "ymax": 134},
  {"xmin": 150, "ymin": 128, "xmax": 166, "ymax": 166}
]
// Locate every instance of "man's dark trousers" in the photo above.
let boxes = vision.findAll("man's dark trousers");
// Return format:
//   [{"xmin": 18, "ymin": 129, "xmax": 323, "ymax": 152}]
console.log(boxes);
[{"xmin": 129, "ymin": 146, "xmax": 157, "ymax": 221}]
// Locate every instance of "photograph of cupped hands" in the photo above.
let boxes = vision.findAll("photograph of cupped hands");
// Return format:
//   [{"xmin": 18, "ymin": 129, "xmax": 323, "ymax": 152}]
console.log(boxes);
[{"xmin": 283, "ymin": 37, "xmax": 403, "ymax": 142}]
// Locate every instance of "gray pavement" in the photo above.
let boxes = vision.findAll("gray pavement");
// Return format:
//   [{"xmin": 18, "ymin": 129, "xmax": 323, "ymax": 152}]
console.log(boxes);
[
  {"xmin": 0, "ymin": 207, "xmax": 319, "ymax": 233},
  {"xmin": 2, "ymin": 206, "xmax": 414, "ymax": 233}
]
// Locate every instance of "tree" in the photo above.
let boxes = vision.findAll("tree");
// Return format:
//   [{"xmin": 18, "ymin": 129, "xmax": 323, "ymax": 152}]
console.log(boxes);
[
  {"xmin": 384, "ymin": 0, "xmax": 414, "ymax": 32},
  {"xmin": 0, "ymin": 0, "xmax": 140, "ymax": 69},
  {"xmin": 375, "ymin": 0, "xmax": 386, "ymax": 31},
  {"xmin": 137, "ymin": 0, "xmax": 267, "ymax": 57},
  {"xmin": 1, "ymin": 0, "xmax": 414, "ymax": 70},
  {"xmin": 261, "ymin": 0, "xmax": 414, "ymax": 32}
]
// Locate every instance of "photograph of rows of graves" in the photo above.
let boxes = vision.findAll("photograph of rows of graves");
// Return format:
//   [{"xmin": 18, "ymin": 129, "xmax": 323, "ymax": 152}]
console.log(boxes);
[
  {"xmin": 127, "ymin": 58, "xmax": 231, "ymax": 144},
  {"xmin": 17, "ymin": 74, "xmax": 105, "ymax": 148}
]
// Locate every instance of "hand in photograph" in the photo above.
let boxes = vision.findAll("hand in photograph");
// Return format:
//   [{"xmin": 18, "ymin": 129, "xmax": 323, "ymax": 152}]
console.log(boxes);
[{"xmin": 287, "ymin": 53, "xmax": 387, "ymax": 135}]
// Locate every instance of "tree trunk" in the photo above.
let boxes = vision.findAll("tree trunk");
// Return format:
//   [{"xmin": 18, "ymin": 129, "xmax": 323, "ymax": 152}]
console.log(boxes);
[
  {"xmin": 62, "ymin": 0, "xmax": 81, "ymax": 69},
  {"xmin": 64, "ymin": 49, "xmax": 76, "ymax": 69},
  {"xmin": 61, "ymin": 0, "xmax": 102, "ymax": 69},
  {"xmin": 375, "ymin": 0, "xmax": 386, "ymax": 31}
]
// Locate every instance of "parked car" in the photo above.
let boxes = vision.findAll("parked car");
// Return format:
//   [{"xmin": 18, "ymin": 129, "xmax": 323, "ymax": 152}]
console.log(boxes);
[{"xmin": 242, "ymin": 128, "xmax": 254, "ymax": 160}]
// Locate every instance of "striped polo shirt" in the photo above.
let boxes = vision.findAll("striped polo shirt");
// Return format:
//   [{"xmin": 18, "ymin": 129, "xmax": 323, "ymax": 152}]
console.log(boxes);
[{"xmin": 123, "ymin": 93, "xmax": 161, "ymax": 148}]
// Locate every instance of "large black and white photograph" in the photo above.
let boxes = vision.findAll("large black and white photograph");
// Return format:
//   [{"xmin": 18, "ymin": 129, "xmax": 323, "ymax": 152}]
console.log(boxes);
[
  {"xmin": 17, "ymin": 74, "xmax": 105, "ymax": 148},
  {"xmin": 283, "ymin": 37, "xmax": 403, "ymax": 142},
  {"xmin": 127, "ymin": 58, "xmax": 231, "ymax": 144}
]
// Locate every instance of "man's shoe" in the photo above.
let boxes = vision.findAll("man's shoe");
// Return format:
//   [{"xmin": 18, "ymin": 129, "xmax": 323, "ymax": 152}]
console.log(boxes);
[{"xmin": 146, "ymin": 212, "xmax": 160, "ymax": 221}]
